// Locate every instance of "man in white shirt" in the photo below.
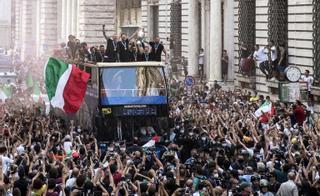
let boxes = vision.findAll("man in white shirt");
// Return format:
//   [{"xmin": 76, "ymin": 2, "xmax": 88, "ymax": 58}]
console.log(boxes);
[
  {"xmin": 276, "ymin": 171, "xmax": 299, "ymax": 196},
  {"xmin": 1, "ymin": 154, "xmax": 14, "ymax": 174},
  {"xmin": 198, "ymin": 48, "xmax": 205, "ymax": 81},
  {"xmin": 253, "ymin": 44, "xmax": 267, "ymax": 63},
  {"xmin": 254, "ymin": 44, "xmax": 270, "ymax": 79},
  {"xmin": 66, "ymin": 168, "xmax": 79, "ymax": 189},
  {"xmin": 300, "ymin": 70, "xmax": 314, "ymax": 95}
]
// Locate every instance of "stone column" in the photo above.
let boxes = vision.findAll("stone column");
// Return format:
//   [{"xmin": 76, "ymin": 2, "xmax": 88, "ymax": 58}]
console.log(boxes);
[
  {"xmin": 187, "ymin": 0, "xmax": 200, "ymax": 76},
  {"xmin": 201, "ymin": 0, "xmax": 206, "ymax": 49},
  {"xmin": 224, "ymin": 0, "xmax": 235, "ymax": 80},
  {"xmin": 39, "ymin": 0, "xmax": 58, "ymax": 57},
  {"xmin": 205, "ymin": 0, "xmax": 210, "ymax": 78},
  {"xmin": 209, "ymin": 0, "xmax": 222, "ymax": 81}
]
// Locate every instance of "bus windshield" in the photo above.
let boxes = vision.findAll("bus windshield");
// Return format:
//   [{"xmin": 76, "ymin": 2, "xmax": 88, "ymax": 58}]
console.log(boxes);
[{"xmin": 100, "ymin": 66, "xmax": 167, "ymax": 105}]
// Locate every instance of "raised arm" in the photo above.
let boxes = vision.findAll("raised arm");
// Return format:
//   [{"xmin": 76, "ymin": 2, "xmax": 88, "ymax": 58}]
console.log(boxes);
[{"xmin": 102, "ymin": 25, "xmax": 109, "ymax": 41}]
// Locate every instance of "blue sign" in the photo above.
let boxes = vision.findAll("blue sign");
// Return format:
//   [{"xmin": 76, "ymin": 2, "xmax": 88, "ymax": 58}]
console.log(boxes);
[
  {"xmin": 184, "ymin": 76, "xmax": 195, "ymax": 87},
  {"xmin": 101, "ymin": 96, "xmax": 167, "ymax": 105}
]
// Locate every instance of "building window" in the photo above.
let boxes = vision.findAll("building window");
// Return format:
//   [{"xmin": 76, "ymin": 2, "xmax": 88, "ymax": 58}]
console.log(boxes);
[
  {"xmin": 150, "ymin": 5, "xmax": 159, "ymax": 38},
  {"xmin": 59, "ymin": 0, "xmax": 78, "ymax": 41},
  {"xmin": 170, "ymin": 0, "xmax": 182, "ymax": 72},
  {"xmin": 238, "ymin": 0, "xmax": 256, "ymax": 63},
  {"xmin": 237, "ymin": 0, "xmax": 256, "ymax": 78},
  {"xmin": 268, "ymin": 0, "xmax": 288, "ymax": 47},
  {"xmin": 313, "ymin": 0, "xmax": 320, "ymax": 82}
]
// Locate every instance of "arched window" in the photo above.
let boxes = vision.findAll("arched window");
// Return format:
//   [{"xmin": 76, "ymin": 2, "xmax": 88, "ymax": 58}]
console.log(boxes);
[
  {"xmin": 238, "ymin": 0, "xmax": 256, "ymax": 55},
  {"xmin": 268, "ymin": 0, "xmax": 288, "ymax": 48},
  {"xmin": 170, "ymin": 0, "xmax": 182, "ymax": 71}
]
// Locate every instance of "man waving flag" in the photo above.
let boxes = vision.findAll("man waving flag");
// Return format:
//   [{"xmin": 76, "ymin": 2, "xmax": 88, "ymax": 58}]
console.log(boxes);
[{"xmin": 45, "ymin": 57, "xmax": 90, "ymax": 114}]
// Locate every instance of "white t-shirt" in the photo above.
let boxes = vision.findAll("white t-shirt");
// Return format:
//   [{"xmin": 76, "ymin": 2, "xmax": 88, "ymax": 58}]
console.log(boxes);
[
  {"xmin": 64, "ymin": 141, "xmax": 72, "ymax": 152},
  {"xmin": 66, "ymin": 177, "xmax": 77, "ymax": 188},
  {"xmin": 271, "ymin": 46, "xmax": 277, "ymax": 61},
  {"xmin": 301, "ymin": 75, "xmax": 314, "ymax": 91},
  {"xmin": 2, "ymin": 155, "xmax": 14, "ymax": 174},
  {"xmin": 253, "ymin": 48, "xmax": 267, "ymax": 62},
  {"xmin": 198, "ymin": 53, "xmax": 204, "ymax": 65}
]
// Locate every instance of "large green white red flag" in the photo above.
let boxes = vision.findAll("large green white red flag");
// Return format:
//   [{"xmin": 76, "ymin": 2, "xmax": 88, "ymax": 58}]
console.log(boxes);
[
  {"xmin": 44, "ymin": 57, "xmax": 90, "ymax": 114},
  {"xmin": 254, "ymin": 101, "xmax": 273, "ymax": 117}
]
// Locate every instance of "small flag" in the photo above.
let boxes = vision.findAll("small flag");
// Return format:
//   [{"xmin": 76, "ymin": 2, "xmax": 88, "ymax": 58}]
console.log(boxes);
[
  {"xmin": 255, "ymin": 101, "xmax": 273, "ymax": 118},
  {"xmin": 142, "ymin": 136, "xmax": 159, "ymax": 148}
]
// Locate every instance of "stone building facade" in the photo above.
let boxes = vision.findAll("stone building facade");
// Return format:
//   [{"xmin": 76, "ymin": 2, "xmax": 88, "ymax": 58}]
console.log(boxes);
[
  {"xmin": 140, "ymin": 0, "xmax": 235, "ymax": 82},
  {"xmin": 0, "ymin": 0, "xmax": 12, "ymax": 50},
  {"xmin": 12, "ymin": 0, "xmax": 117, "ymax": 60},
  {"xmin": 11, "ymin": 0, "xmax": 320, "ymax": 105}
]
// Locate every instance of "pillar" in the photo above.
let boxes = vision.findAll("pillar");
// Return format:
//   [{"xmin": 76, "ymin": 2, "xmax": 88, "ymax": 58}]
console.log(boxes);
[
  {"xmin": 224, "ymin": 0, "xmax": 235, "ymax": 80},
  {"xmin": 209, "ymin": 0, "xmax": 222, "ymax": 81},
  {"xmin": 205, "ymin": 0, "xmax": 210, "ymax": 78},
  {"xmin": 201, "ymin": 0, "xmax": 206, "ymax": 49},
  {"xmin": 187, "ymin": 0, "xmax": 200, "ymax": 76}
]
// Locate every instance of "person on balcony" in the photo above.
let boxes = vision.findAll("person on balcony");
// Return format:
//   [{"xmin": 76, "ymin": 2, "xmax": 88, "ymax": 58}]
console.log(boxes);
[
  {"xmin": 198, "ymin": 48, "xmax": 205, "ymax": 81},
  {"xmin": 254, "ymin": 44, "xmax": 270, "ymax": 79},
  {"xmin": 239, "ymin": 42, "xmax": 249, "ymax": 74},
  {"xmin": 269, "ymin": 40, "xmax": 278, "ymax": 81},
  {"xmin": 277, "ymin": 42, "xmax": 287, "ymax": 81},
  {"xmin": 300, "ymin": 70, "xmax": 314, "ymax": 96},
  {"xmin": 222, "ymin": 50, "xmax": 229, "ymax": 83}
]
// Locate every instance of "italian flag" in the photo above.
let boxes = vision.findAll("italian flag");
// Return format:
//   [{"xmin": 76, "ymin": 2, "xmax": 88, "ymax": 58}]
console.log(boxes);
[
  {"xmin": 142, "ymin": 135, "xmax": 159, "ymax": 148},
  {"xmin": 45, "ymin": 57, "xmax": 90, "ymax": 114},
  {"xmin": 254, "ymin": 101, "xmax": 274, "ymax": 117}
]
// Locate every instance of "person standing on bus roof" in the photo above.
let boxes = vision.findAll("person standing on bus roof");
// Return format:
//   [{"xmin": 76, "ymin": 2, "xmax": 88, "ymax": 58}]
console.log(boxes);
[
  {"xmin": 102, "ymin": 25, "xmax": 118, "ymax": 62},
  {"xmin": 149, "ymin": 36, "xmax": 167, "ymax": 63},
  {"xmin": 117, "ymin": 30, "xmax": 139, "ymax": 62},
  {"xmin": 129, "ymin": 43, "xmax": 138, "ymax": 62},
  {"xmin": 138, "ymin": 45, "xmax": 151, "ymax": 62}
]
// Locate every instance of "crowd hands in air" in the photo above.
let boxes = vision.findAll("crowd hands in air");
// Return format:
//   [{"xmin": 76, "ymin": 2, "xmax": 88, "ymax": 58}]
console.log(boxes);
[
  {"xmin": 0, "ymin": 74, "xmax": 320, "ymax": 195},
  {"xmin": 53, "ymin": 25, "xmax": 167, "ymax": 65},
  {"xmin": 0, "ymin": 27, "xmax": 319, "ymax": 196}
]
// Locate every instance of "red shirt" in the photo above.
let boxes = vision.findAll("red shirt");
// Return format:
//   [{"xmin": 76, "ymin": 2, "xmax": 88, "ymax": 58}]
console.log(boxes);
[{"xmin": 294, "ymin": 106, "xmax": 305, "ymax": 125}]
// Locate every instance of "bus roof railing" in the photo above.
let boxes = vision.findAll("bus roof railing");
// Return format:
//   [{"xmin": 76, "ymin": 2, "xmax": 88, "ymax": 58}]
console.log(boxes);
[{"xmin": 83, "ymin": 61, "xmax": 165, "ymax": 68}]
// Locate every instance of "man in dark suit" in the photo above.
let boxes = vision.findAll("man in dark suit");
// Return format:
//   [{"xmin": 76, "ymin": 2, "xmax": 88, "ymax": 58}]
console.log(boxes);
[
  {"xmin": 129, "ymin": 44, "xmax": 138, "ymax": 62},
  {"xmin": 149, "ymin": 36, "xmax": 167, "ymax": 62},
  {"xmin": 117, "ymin": 31, "xmax": 138, "ymax": 62},
  {"xmin": 102, "ymin": 25, "xmax": 118, "ymax": 62},
  {"xmin": 117, "ymin": 33, "xmax": 130, "ymax": 62},
  {"xmin": 95, "ymin": 45, "xmax": 105, "ymax": 62}
]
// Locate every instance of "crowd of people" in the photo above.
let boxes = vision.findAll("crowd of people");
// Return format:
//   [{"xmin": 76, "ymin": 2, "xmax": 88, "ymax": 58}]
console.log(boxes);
[
  {"xmin": 0, "ymin": 71, "xmax": 320, "ymax": 196},
  {"xmin": 0, "ymin": 25, "xmax": 318, "ymax": 196},
  {"xmin": 53, "ymin": 26, "xmax": 167, "ymax": 65}
]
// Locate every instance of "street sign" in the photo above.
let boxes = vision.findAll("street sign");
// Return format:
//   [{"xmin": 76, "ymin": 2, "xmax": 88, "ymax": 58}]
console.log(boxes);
[{"xmin": 184, "ymin": 75, "xmax": 195, "ymax": 87}]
